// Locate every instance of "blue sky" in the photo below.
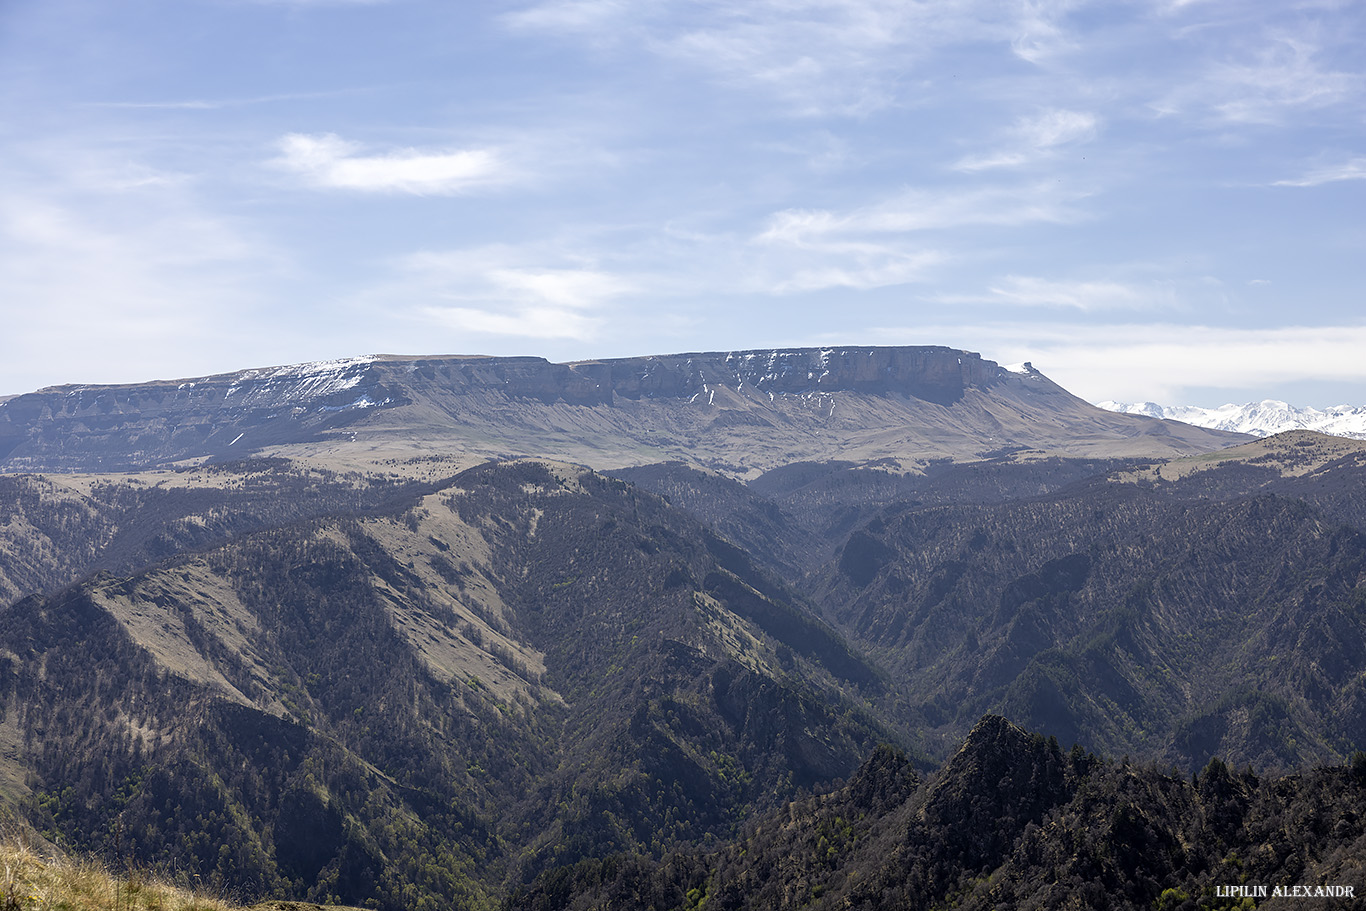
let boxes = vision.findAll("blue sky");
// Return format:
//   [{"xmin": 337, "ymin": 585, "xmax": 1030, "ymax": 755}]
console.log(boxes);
[{"xmin": 2, "ymin": 0, "xmax": 1363, "ymax": 406}]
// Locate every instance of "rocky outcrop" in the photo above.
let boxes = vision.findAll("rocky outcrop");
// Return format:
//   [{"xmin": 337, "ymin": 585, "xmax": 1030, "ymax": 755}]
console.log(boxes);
[{"xmin": 0, "ymin": 347, "xmax": 1246, "ymax": 473}]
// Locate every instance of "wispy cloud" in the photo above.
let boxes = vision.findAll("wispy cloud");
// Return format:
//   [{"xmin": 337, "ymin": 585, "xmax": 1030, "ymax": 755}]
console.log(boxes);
[
  {"xmin": 419, "ymin": 305, "xmax": 599, "ymax": 340},
  {"xmin": 503, "ymin": 0, "xmax": 1081, "ymax": 114},
  {"xmin": 503, "ymin": 0, "xmax": 636, "ymax": 33},
  {"xmin": 937, "ymin": 275, "xmax": 1162, "ymax": 310},
  {"xmin": 955, "ymin": 108, "xmax": 1098, "ymax": 171},
  {"xmin": 1009, "ymin": 0, "xmax": 1083, "ymax": 64},
  {"xmin": 88, "ymin": 91, "xmax": 356, "ymax": 110},
  {"xmin": 1154, "ymin": 29, "xmax": 1361, "ymax": 125},
  {"xmin": 760, "ymin": 181, "xmax": 1087, "ymax": 244},
  {"xmin": 271, "ymin": 133, "xmax": 510, "ymax": 194},
  {"xmin": 242, "ymin": 0, "xmax": 394, "ymax": 5},
  {"xmin": 869, "ymin": 321, "xmax": 1366, "ymax": 403},
  {"xmin": 759, "ymin": 247, "xmax": 945, "ymax": 294},
  {"xmin": 1273, "ymin": 156, "xmax": 1366, "ymax": 187},
  {"xmin": 751, "ymin": 181, "xmax": 1087, "ymax": 293},
  {"xmin": 1033, "ymin": 324, "xmax": 1366, "ymax": 403},
  {"xmin": 368, "ymin": 246, "xmax": 636, "ymax": 341},
  {"xmin": 0, "ymin": 177, "xmax": 278, "ymax": 391}
]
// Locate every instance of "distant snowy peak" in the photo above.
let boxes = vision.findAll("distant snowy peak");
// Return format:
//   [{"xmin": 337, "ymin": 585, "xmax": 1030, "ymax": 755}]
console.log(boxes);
[{"xmin": 1096, "ymin": 399, "xmax": 1366, "ymax": 441}]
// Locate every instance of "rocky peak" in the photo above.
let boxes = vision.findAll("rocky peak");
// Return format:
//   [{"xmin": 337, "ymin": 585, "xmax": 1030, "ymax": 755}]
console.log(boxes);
[{"xmin": 916, "ymin": 715, "xmax": 1071, "ymax": 869}]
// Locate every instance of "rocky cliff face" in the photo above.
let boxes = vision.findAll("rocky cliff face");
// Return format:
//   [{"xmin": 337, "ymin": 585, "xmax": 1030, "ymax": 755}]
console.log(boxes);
[{"xmin": 0, "ymin": 347, "xmax": 1244, "ymax": 474}]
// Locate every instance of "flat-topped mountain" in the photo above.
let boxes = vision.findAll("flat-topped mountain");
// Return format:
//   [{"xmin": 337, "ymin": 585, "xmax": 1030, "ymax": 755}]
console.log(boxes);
[{"xmin": 0, "ymin": 347, "xmax": 1245, "ymax": 475}]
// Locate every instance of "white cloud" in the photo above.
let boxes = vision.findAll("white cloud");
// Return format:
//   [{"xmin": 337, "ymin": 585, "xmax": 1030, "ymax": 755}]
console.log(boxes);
[
  {"xmin": 271, "ymin": 133, "xmax": 509, "ymax": 194},
  {"xmin": 1009, "ymin": 0, "xmax": 1083, "ymax": 64},
  {"xmin": 244, "ymin": 0, "xmax": 394, "ymax": 5},
  {"xmin": 502, "ymin": 0, "xmax": 1080, "ymax": 114},
  {"xmin": 952, "ymin": 275, "xmax": 1160, "ymax": 310},
  {"xmin": 503, "ymin": 0, "xmax": 638, "ymax": 33},
  {"xmin": 362, "ymin": 246, "xmax": 636, "ymax": 342},
  {"xmin": 90, "ymin": 90, "xmax": 356, "ymax": 111},
  {"xmin": 762, "ymin": 248, "xmax": 945, "ymax": 294},
  {"xmin": 868, "ymin": 321, "xmax": 1366, "ymax": 403},
  {"xmin": 760, "ymin": 181, "xmax": 1087, "ymax": 244},
  {"xmin": 0, "ymin": 179, "xmax": 277, "ymax": 393},
  {"xmin": 1018, "ymin": 107, "xmax": 1098, "ymax": 149},
  {"xmin": 750, "ymin": 181, "xmax": 1087, "ymax": 293},
  {"xmin": 418, "ymin": 305, "xmax": 599, "ymax": 340},
  {"xmin": 1154, "ymin": 30, "xmax": 1360, "ymax": 125},
  {"xmin": 401, "ymin": 248, "xmax": 634, "ymax": 308},
  {"xmin": 1037, "ymin": 324, "xmax": 1366, "ymax": 403},
  {"xmin": 486, "ymin": 267, "xmax": 632, "ymax": 310},
  {"xmin": 955, "ymin": 108, "xmax": 1098, "ymax": 171},
  {"xmin": 1273, "ymin": 156, "xmax": 1366, "ymax": 187}
]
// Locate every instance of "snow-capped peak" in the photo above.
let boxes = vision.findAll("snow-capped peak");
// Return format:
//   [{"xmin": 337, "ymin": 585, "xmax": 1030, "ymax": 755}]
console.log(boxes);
[{"xmin": 1097, "ymin": 399, "xmax": 1366, "ymax": 440}]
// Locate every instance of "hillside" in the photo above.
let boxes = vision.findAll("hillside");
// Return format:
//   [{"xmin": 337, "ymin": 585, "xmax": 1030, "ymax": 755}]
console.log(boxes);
[
  {"xmin": 3, "ymin": 350, "xmax": 1365, "ymax": 909},
  {"xmin": 514, "ymin": 716, "xmax": 1366, "ymax": 911},
  {"xmin": 0, "ymin": 459, "xmax": 899, "ymax": 909},
  {"xmin": 2, "ymin": 435, "xmax": 1365, "ymax": 906},
  {"xmin": 0, "ymin": 828, "xmax": 367, "ymax": 911},
  {"xmin": 812, "ymin": 477, "xmax": 1366, "ymax": 769},
  {"xmin": 617, "ymin": 431, "xmax": 1366, "ymax": 770},
  {"xmin": 0, "ymin": 348, "xmax": 1245, "ymax": 475},
  {"xmin": 0, "ymin": 461, "xmax": 439, "ymax": 606}
]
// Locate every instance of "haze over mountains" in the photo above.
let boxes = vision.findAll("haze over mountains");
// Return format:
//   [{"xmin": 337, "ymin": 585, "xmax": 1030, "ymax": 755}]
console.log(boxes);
[
  {"xmin": 1099, "ymin": 398, "xmax": 1366, "ymax": 440},
  {"xmin": 1, "ymin": 345, "xmax": 1364, "ymax": 910}
]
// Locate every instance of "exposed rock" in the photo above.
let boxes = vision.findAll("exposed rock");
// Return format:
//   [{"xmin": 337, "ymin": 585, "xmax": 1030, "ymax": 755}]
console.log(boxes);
[{"xmin": 0, "ymin": 347, "xmax": 1246, "ymax": 474}]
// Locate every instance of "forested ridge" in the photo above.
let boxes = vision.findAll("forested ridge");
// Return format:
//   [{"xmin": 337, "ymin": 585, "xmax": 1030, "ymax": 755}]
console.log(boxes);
[
  {"xmin": 514, "ymin": 717, "xmax": 1366, "ymax": 911},
  {"xmin": 1, "ymin": 431, "xmax": 1365, "ymax": 907}
]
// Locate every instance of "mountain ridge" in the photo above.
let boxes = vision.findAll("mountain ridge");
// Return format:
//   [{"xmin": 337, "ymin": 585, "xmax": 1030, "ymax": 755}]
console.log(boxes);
[
  {"xmin": 1098, "ymin": 398, "xmax": 1366, "ymax": 440},
  {"xmin": 9, "ymin": 347, "xmax": 1366, "ymax": 910},
  {"xmin": 0, "ymin": 347, "xmax": 1246, "ymax": 475}
]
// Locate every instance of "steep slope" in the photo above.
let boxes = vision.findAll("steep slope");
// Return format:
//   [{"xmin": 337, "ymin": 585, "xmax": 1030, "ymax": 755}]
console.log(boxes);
[
  {"xmin": 515, "ymin": 716, "xmax": 1366, "ymax": 911},
  {"xmin": 0, "ymin": 348, "xmax": 1245, "ymax": 475},
  {"xmin": 810, "ymin": 463, "xmax": 1366, "ymax": 770},
  {"xmin": 1111, "ymin": 430, "xmax": 1366, "ymax": 532},
  {"xmin": 0, "ymin": 461, "xmax": 440, "ymax": 608},
  {"xmin": 606, "ymin": 432, "xmax": 1366, "ymax": 772},
  {"xmin": 608, "ymin": 462, "xmax": 826, "ymax": 580},
  {"xmin": 0, "ymin": 459, "xmax": 898, "ymax": 908},
  {"xmin": 746, "ymin": 453, "xmax": 1150, "ymax": 564}
]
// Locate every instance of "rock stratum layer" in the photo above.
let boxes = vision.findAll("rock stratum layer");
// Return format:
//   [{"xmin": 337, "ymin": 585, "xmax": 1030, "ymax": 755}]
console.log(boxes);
[{"xmin": 0, "ymin": 347, "xmax": 1244, "ymax": 475}]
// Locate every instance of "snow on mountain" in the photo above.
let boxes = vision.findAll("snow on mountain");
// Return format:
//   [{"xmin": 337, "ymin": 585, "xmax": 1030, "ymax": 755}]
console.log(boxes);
[{"xmin": 1096, "ymin": 399, "xmax": 1366, "ymax": 440}]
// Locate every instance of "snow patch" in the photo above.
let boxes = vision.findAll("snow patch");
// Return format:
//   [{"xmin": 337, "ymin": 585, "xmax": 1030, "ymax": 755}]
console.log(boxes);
[
  {"xmin": 220, "ymin": 355, "xmax": 380, "ymax": 408},
  {"xmin": 1097, "ymin": 399, "xmax": 1366, "ymax": 440}
]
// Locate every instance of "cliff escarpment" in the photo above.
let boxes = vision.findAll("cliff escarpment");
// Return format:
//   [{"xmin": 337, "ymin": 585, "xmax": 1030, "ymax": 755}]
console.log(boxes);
[{"xmin": 0, "ymin": 347, "xmax": 1244, "ymax": 474}]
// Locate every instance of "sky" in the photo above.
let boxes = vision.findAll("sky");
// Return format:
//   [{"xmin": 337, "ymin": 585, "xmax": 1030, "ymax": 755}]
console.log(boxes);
[{"xmin": 1, "ymin": 0, "xmax": 1364, "ymax": 406}]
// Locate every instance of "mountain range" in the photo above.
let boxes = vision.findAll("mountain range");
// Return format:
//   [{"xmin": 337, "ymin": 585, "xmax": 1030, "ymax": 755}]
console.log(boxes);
[
  {"xmin": 0, "ymin": 348, "xmax": 1242, "ymax": 475},
  {"xmin": 1, "ymin": 346, "xmax": 1363, "ymax": 910},
  {"xmin": 1098, "ymin": 398, "xmax": 1366, "ymax": 440}
]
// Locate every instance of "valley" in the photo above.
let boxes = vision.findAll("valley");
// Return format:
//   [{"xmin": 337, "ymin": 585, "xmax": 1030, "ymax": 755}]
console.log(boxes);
[{"xmin": 0, "ymin": 346, "xmax": 1363, "ymax": 909}]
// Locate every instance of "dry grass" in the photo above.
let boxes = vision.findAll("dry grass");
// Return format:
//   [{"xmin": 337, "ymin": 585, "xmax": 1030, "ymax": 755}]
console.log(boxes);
[{"xmin": 0, "ymin": 830, "xmax": 233, "ymax": 911}]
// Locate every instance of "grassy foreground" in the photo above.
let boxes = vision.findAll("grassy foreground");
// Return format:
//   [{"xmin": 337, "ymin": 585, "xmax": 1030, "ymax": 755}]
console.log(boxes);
[{"xmin": 0, "ymin": 830, "xmax": 354, "ymax": 911}]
